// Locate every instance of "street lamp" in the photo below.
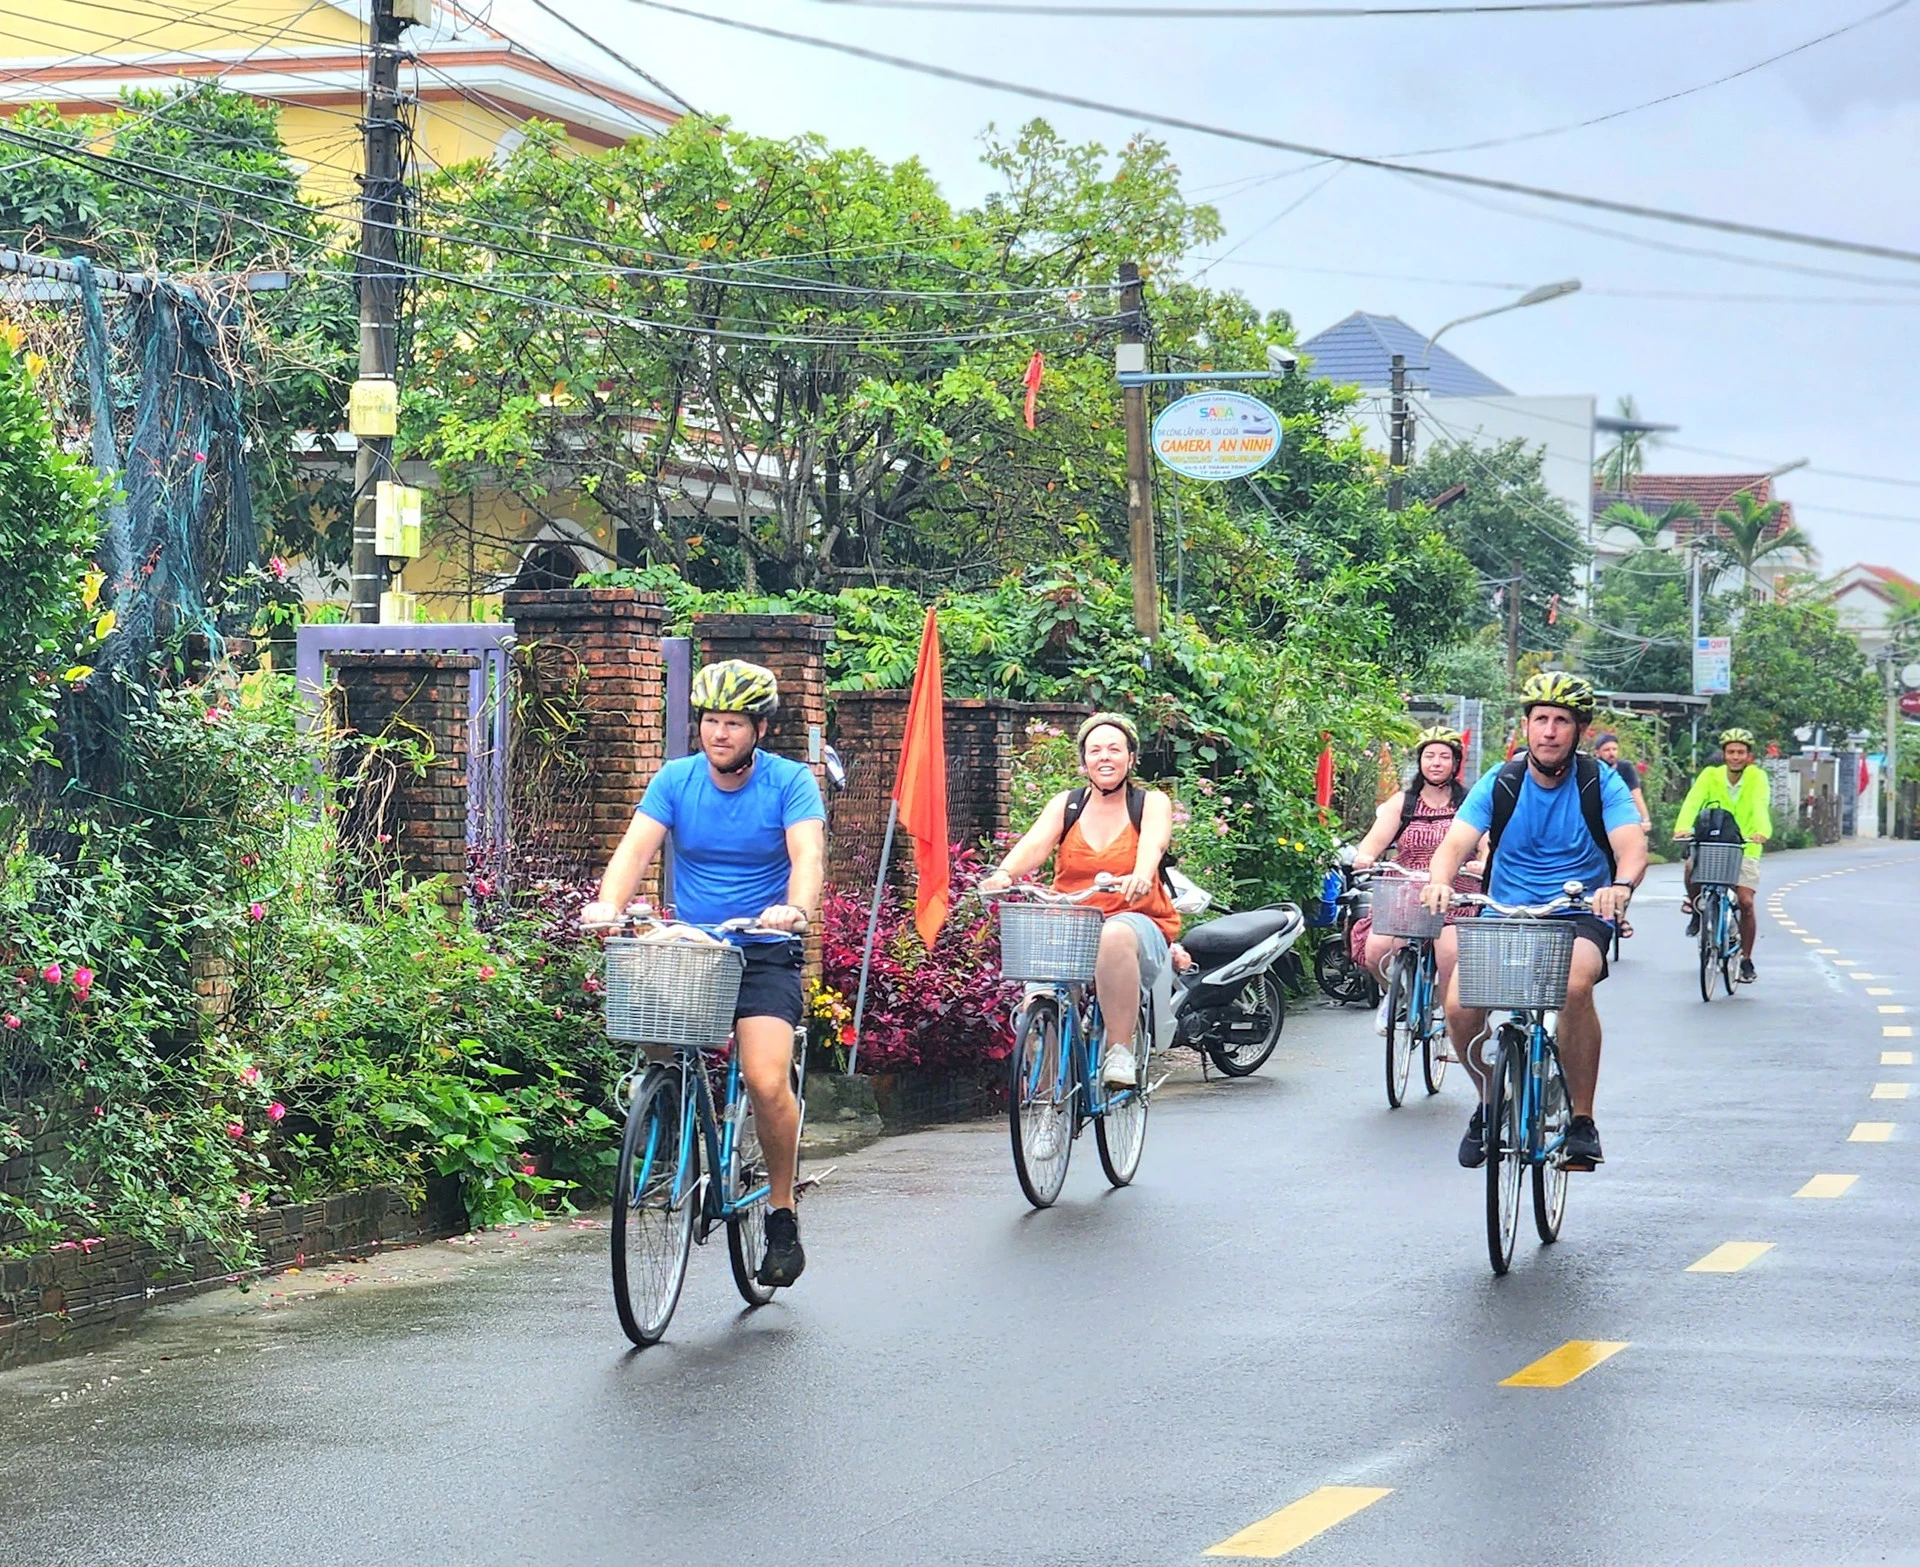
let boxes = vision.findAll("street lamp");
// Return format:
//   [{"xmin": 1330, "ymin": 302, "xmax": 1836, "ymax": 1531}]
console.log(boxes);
[{"xmin": 1422, "ymin": 278, "xmax": 1582, "ymax": 367}]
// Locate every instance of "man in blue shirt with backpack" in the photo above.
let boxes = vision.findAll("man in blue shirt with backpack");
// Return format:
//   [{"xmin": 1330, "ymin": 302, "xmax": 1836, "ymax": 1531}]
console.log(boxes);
[{"xmin": 1422, "ymin": 672, "xmax": 1648, "ymax": 1172}]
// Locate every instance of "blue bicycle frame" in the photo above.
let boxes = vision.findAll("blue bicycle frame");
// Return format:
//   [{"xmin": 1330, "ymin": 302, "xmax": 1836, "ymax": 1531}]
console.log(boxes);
[
  {"xmin": 654, "ymin": 1041, "xmax": 767, "ymax": 1228},
  {"xmin": 1022, "ymin": 984, "xmax": 1127, "ymax": 1120}
]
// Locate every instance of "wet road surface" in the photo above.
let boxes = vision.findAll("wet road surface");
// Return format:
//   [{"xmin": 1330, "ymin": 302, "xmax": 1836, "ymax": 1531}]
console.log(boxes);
[{"xmin": 4, "ymin": 843, "xmax": 1919, "ymax": 1565}]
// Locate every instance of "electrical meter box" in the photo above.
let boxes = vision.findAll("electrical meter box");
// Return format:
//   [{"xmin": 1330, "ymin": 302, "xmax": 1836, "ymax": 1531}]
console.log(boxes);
[
  {"xmin": 375, "ymin": 481, "xmax": 423, "ymax": 558},
  {"xmin": 348, "ymin": 378, "xmax": 399, "ymax": 438}
]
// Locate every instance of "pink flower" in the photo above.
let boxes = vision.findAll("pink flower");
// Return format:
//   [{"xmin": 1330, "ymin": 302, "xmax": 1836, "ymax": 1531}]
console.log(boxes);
[
  {"xmin": 92, "ymin": 1104, "xmax": 104, "ymax": 1117},
  {"xmin": 240, "ymin": 1064, "xmax": 261, "ymax": 1086},
  {"xmin": 226, "ymin": 1122, "xmax": 246, "ymax": 1139},
  {"xmin": 240, "ymin": 853, "xmax": 258, "ymax": 869},
  {"xmin": 203, "ymin": 705, "xmax": 230, "ymax": 725},
  {"xmin": 72, "ymin": 966, "xmax": 93, "ymax": 998},
  {"xmin": 41, "ymin": 964, "xmax": 61, "ymax": 985},
  {"xmin": 473, "ymin": 877, "xmax": 495, "ymax": 897},
  {"xmin": 237, "ymin": 1192, "xmax": 253, "ymax": 1211},
  {"xmin": 192, "ymin": 450, "xmax": 207, "ymax": 463},
  {"xmin": 248, "ymin": 902, "xmax": 266, "ymax": 922},
  {"xmin": 477, "ymin": 964, "xmax": 497, "ymax": 981},
  {"xmin": 519, "ymin": 1163, "xmax": 536, "ymax": 1177},
  {"xmin": 267, "ymin": 1102, "xmax": 286, "ymax": 1122},
  {"xmin": 2, "ymin": 1015, "xmax": 18, "ymax": 1030},
  {"xmin": 268, "ymin": 556, "xmax": 289, "ymax": 581}
]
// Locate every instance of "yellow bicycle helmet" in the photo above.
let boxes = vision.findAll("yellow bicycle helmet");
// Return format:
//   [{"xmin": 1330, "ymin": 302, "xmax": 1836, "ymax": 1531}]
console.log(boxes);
[
  {"xmin": 689, "ymin": 659, "xmax": 779, "ymax": 718},
  {"xmin": 1076, "ymin": 711, "xmax": 1140, "ymax": 757},
  {"xmin": 1718, "ymin": 726, "xmax": 1757, "ymax": 749},
  {"xmin": 1518, "ymin": 670, "xmax": 1596, "ymax": 724},
  {"xmin": 1413, "ymin": 724, "xmax": 1464, "ymax": 758}
]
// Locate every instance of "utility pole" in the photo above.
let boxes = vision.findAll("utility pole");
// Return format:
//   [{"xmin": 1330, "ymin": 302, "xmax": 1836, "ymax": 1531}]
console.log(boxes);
[
  {"xmin": 1119, "ymin": 261, "xmax": 1159, "ymax": 640},
  {"xmin": 1388, "ymin": 353, "xmax": 1406, "ymax": 513},
  {"xmin": 1505, "ymin": 557, "xmax": 1521, "ymax": 680},
  {"xmin": 1884, "ymin": 653, "xmax": 1902, "ymax": 837},
  {"xmin": 350, "ymin": 0, "xmax": 409, "ymax": 623},
  {"xmin": 1688, "ymin": 538, "xmax": 1702, "ymax": 768}
]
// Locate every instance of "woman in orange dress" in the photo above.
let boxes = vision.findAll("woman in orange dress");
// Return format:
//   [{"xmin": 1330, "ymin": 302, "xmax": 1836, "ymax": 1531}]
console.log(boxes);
[{"xmin": 979, "ymin": 712, "xmax": 1178, "ymax": 1089}]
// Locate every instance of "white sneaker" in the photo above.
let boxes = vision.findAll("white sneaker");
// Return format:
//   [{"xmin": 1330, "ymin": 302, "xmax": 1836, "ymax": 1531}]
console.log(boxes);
[
  {"xmin": 1101, "ymin": 1044, "xmax": 1139, "ymax": 1087},
  {"xmin": 1373, "ymin": 994, "xmax": 1393, "ymax": 1036}
]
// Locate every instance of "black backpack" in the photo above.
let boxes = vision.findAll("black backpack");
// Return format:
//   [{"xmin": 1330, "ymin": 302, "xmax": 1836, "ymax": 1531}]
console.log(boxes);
[
  {"xmin": 1484, "ymin": 754, "xmax": 1616, "ymax": 888},
  {"xmin": 1692, "ymin": 804, "xmax": 1745, "ymax": 846},
  {"xmin": 1059, "ymin": 784, "xmax": 1178, "ymax": 896}
]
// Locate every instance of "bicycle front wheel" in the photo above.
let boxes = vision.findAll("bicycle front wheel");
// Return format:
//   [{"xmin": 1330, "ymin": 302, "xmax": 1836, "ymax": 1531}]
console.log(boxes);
[
  {"xmin": 1532, "ymin": 1042, "xmax": 1571, "ymax": 1244},
  {"xmin": 1009, "ymin": 998, "xmax": 1072, "ymax": 1208},
  {"xmin": 1096, "ymin": 1010, "xmax": 1150, "ymax": 1188},
  {"xmin": 1718, "ymin": 902, "xmax": 1739, "ymax": 997},
  {"xmin": 1486, "ymin": 1029, "xmax": 1525, "ymax": 1277},
  {"xmin": 1418, "ymin": 955, "xmax": 1449, "ymax": 1096},
  {"xmin": 1696, "ymin": 892, "xmax": 1718, "ymax": 1004},
  {"xmin": 1384, "ymin": 949, "xmax": 1414, "ymax": 1110},
  {"xmin": 612, "ymin": 1068, "xmax": 697, "ymax": 1347}
]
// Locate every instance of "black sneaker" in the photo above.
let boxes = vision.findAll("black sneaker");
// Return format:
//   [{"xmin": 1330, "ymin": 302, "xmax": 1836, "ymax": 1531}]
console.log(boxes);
[
  {"xmin": 1684, "ymin": 905, "xmax": 1700, "ymax": 938},
  {"xmin": 1563, "ymin": 1116, "xmax": 1604, "ymax": 1170},
  {"xmin": 1458, "ymin": 1105, "xmax": 1487, "ymax": 1169},
  {"xmin": 1739, "ymin": 958, "xmax": 1757, "ymax": 984},
  {"xmin": 756, "ymin": 1207, "xmax": 805, "ymax": 1288}
]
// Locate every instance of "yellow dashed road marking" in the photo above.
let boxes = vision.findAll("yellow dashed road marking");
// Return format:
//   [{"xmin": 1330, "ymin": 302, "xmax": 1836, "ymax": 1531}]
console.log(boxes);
[
  {"xmin": 1796, "ymin": 1174, "xmax": 1859, "ymax": 1198},
  {"xmin": 1852, "ymin": 975, "xmax": 1879, "ymax": 983},
  {"xmin": 1885, "ymin": 1026, "xmax": 1913, "ymax": 1039},
  {"xmin": 1880, "ymin": 1006, "xmax": 1908, "ymax": 1015},
  {"xmin": 1883, "ymin": 1051, "xmax": 1914, "ymax": 1065},
  {"xmin": 1205, "ymin": 1487, "xmax": 1393, "ymax": 1559},
  {"xmin": 1500, "ymin": 1341, "xmax": 1630, "ymax": 1388},
  {"xmin": 1687, "ymin": 1242, "xmax": 1774, "ymax": 1273},
  {"xmin": 1868, "ymin": 988, "xmax": 1895, "ymax": 997},
  {"xmin": 1835, "ymin": 960, "xmax": 1858, "ymax": 967},
  {"xmin": 1872, "ymin": 1083, "xmax": 1911, "ymax": 1100},
  {"xmin": 1851, "ymin": 1123, "xmax": 1895, "ymax": 1142}
]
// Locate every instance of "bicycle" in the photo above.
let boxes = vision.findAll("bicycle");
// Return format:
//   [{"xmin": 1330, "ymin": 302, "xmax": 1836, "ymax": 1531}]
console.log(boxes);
[
  {"xmin": 1687, "ymin": 841, "xmax": 1745, "ymax": 1003},
  {"xmin": 987, "ymin": 880, "xmax": 1155, "ymax": 1209},
  {"xmin": 1451, "ymin": 884, "xmax": 1591, "ymax": 1277},
  {"xmin": 599, "ymin": 916, "xmax": 807, "ymax": 1347},
  {"xmin": 1370, "ymin": 869, "xmax": 1450, "ymax": 1109}
]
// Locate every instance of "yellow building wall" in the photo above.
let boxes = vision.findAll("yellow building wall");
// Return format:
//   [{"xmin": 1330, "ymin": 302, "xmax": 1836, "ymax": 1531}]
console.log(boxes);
[{"xmin": 386, "ymin": 487, "xmax": 619, "ymax": 622}]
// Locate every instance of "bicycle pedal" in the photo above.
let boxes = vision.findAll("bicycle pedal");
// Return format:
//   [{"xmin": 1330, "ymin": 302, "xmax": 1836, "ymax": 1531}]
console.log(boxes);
[
  {"xmin": 795, "ymin": 1165, "xmax": 836, "ymax": 1196},
  {"xmin": 1145, "ymin": 1071, "xmax": 1172, "ymax": 1096}
]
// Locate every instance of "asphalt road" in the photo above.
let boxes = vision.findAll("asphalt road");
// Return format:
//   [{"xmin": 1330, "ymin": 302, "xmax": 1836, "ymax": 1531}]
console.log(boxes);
[{"xmin": 5, "ymin": 842, "xmax": 1919, "ymax": 1566}]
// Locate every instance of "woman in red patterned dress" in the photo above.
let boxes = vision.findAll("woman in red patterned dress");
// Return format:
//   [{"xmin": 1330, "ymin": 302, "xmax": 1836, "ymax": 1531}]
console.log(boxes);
[{"xmin": 1350, "ymin": 727, "xmax": 1484, "ymax": 1037}]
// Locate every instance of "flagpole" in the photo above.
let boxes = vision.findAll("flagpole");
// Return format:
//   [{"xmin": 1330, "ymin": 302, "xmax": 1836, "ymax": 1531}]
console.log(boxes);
[{"xmin": 846, "ymin": 798, "xmax": 898, "ymax": 1079}]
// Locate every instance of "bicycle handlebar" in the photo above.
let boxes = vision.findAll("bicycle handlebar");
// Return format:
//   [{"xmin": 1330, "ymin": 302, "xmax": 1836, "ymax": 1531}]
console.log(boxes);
[
  {"xmin": 1449, "ymin": 882, "xmax": 1592, "ymax": 919},
  {"xmin": 978, "ymin": 872, "xmax": 1116, "ymax": 906}
]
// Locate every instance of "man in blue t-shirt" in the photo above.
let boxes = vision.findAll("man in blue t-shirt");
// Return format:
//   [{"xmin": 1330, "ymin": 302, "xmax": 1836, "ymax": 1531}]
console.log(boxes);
[
  {"xmin": 1422, "ymin": 672, "xmax": 1647, "ymax": 1173},
  {"xmin": 583, "ymin": 659, "xmax": 825, "ymax": 1288}
]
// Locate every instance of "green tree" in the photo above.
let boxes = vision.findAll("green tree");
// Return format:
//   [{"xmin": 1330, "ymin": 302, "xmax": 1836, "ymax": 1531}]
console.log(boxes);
[
  {"xmin": 1595, "ymin": 393, "xmax": 1661, "ymax": 492},
  {"xmin": 1599, "ymin": 497, "xmax": 1698, "ymax": 546},
  {"xmin": 1577, "ymin": 545, "xmax": 1697, "ymax": 696},
  {"xmin": 1708, "ymin": 489, "xmax": 1812, "ymax": 597},
  {"xmin": 1407, "ymin": 437, "xmax": 1586, "ymax": 663},
  {"xmin": 1709, "ymin": 598, "xmax": 1876, "ymax": 748},
  {"xmin": 0, "ymin": 338, "xmax": 106, "ymax": 798}
]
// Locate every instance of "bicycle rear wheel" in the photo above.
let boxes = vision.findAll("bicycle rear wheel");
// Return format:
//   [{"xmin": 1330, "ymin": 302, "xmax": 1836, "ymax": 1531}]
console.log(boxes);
[
  {"xmin": 726, "ymin": 1091, "xmax": 774, "ymax": 1307},
  {"xmin": 1486, "ymin": 1028, "xmax": 1525, "ymax": 1277},
  {"xmin": 1418, "ymin": 953, "xmax": 1450, "ymax": 1096},
  {"xmin": 1096, "ymin": 1009, "xmax": 1150, "ymax": 1188},
  {"xmin": 1532, "ymin": 1041, "xmax": 1571, "ymax": 1244},
  {"xmin": 1009, "ymin": 998, "xmax": 1072, "ymax": 1208},
  {"xmin": 612, "ymin": 1068, "xmax": 697, "ymax": 1347},
  {"xmin": 1384, "ymin": 949, "xmax": 1414, "ymax": 1109}
]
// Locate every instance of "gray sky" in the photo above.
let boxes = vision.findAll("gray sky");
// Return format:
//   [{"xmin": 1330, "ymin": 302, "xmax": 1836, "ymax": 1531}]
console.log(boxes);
[{"xmin": 509, "ymin": 0, "xmax": 1920, "ymax": 577}]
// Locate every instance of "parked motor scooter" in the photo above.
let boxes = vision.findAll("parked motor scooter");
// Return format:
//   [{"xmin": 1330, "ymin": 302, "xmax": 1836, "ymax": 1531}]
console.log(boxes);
[
  {"xmin": 1308, "ymin": 845, "xmax": 1380, "ymax": 1007},
  {"xmin": 1167, "ymin": 878, "xmax": 1307, "ymax": 1079}
]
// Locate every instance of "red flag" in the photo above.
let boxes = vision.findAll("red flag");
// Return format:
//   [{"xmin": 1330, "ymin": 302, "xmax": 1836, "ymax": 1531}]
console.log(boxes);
[
  {"xmin": 1547, "ymin": 594, "xmax": 1560, "ymax": 626},
  {"xmin": 1859, "ymin": 753, "xmax": 1872, "ymax": 795},
  {"xmin": 894, "ymin": 607, "xmax": 950, "ymax": 948},
  {"xmin": 1022, "ymin": 352, "xmax": 1044, "ymax": 431},
  {"xmin": 1314, "ymin": 737, "xmax": 1335, "ymax": 821}
]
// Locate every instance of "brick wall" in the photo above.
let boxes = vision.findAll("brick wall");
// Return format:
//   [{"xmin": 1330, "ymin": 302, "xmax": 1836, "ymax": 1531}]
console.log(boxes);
[
  {"xmin": 827, "ymin": 692, "xmax": 1090, "ymax": 885},
  {"xmin": 0, "ymin": 1181, "xmax": 465, "ymax": 1369},
  {"xmin": 693, "ymin": 613, "xmax": 834, "ymax": 797},
  {"xmin": 328, "ymin": 652, "xmax": 476, "ymax": 901},
  {"xmin": 504, "ymin": 588, "xmax": 667, "ymax": 884}
]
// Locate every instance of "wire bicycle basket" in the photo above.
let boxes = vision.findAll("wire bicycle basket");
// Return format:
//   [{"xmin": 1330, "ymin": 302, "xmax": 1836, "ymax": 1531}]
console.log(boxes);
[
  {"xmin": 1372, "ymin": 873, "xmax": 1444, "ymax": 940},
  {"xmin": 1690, "ymin": 841, "xmax": 1747, "ymax": 889},
  {"xmin": 603, "ymin": 937, "xmax": 746, "ymax": 1048},
  {"xmin": 1455, "ymin": 918, "xmax": 1576, "ymax": 1011},
  {"xmin": 997, "ymin": 903, "xmax": 1105, "ymax": 984}
]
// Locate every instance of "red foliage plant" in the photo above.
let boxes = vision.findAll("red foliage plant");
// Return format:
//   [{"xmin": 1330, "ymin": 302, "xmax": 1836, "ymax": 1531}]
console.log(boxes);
[{"xmin": 820, "ymin": 843, "xmax": 1019, "ymax": 1076}]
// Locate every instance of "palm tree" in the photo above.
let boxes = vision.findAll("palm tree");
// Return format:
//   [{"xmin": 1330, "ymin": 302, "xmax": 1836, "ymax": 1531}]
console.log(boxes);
[
  {"xmin": 1709, "ymin": 490, "xmax": 1811, "ymax": 596},
  {"xmin": 1599, "ymin": 498, "xmax": 1699, "ymax": 546},
  {"xmin": 1595, "ymin": 395, "xmax": 1661, "ymax": 492},
  {"xmin": 1885, "ymin": 579, "xmax": 1920, "ymax": 648}
]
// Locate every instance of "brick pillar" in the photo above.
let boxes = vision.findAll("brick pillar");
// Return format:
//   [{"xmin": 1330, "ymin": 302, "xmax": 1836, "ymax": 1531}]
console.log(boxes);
[
  {"xmin": 825, "ymin": 689, "xmax": 908, "ymax": 885},
  {"xmin": 693, "ymin": 614, "xmax": 834, "ymax": 796},
  {"xmin": 329, "ymin": 652, "xmax": 476, "ymax": 901},
  {"xmin": 505, "ymin": 587, "xmax": 667, "ymax": 879}
]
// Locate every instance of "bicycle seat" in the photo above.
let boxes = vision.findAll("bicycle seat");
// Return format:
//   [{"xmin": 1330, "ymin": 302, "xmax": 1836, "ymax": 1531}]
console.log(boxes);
[{"xmin": 1182, "ymin": 905, "xmax": 1304, "ymax": 965}]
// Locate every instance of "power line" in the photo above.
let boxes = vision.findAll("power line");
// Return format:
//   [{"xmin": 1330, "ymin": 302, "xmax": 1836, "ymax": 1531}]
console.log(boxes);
[
  {"xmin": 615, "ymin": 0, "xmax": 1920, "ymax": 270},
  {"xmin": 517, "ymin": 0, "xmax": 700, "ymax": 115},
  {"xmin": 800, "ymin": 0, "xmax": 1750, "ymax": 15}
]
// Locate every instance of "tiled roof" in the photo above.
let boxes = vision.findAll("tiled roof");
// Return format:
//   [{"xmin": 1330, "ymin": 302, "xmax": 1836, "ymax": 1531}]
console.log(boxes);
[
  {"xmin": 1593, "ymin": 473, "xmax": 1798, "ymax": 544},
  {"xmin": 1298, "ymin": 312, "xmax": 1511, "ymax": 398}
]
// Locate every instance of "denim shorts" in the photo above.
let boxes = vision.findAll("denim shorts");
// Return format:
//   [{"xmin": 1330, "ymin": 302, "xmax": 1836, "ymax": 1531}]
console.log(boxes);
[{"xmin": 1106, "ymin": 911, "xmax": 1170, "ymax": 986}]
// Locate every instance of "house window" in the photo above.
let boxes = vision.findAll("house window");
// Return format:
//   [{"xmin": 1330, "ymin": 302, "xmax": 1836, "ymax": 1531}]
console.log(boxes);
[{"xmin": 513, "ymin": 543, "xmax": 586, "ymax": 590}]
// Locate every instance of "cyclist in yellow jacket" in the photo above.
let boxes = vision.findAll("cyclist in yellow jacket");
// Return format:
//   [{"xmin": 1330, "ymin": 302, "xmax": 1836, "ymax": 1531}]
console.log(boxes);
[{"xmin": 1674, "ymin": 727, "xmax": 1772, "ymax": 983}]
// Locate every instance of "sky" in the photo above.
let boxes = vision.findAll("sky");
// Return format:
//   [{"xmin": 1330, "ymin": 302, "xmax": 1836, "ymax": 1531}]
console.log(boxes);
[{"xmin": 500, "ymin": 0, "xmax": 1920, "ymax": 577}]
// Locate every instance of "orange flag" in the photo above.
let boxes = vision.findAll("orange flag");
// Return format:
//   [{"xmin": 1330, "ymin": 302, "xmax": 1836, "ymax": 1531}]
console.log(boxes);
[{"xmin": 894, "ymin": 606, "xmax": 950, "ymax": 948}]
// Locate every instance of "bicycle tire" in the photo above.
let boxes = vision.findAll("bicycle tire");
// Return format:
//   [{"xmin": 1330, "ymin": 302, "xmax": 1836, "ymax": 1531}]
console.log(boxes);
[
  {"xmin": 726, "ymin": 1092, "xmax": 775, "ymax": 1308},
  {"xmin": 1418, "ymin": 952, "xmax": 1449, "ymax": 1096},
  {"xmin": 1718, "ymin": 900, "xmax": 1739, "ymax": 997},
  {"xmin": 1009, "ymin": 998, "xmax": 1072, "ymax": 1208},
  {"xmin": 1486, "ymin": 1029, "xmax": 1524, "ymax": 1277},
  {"xmin": 1697, "ymin": 892, "xmax": 1718, "ymax": 1004},
  {"xmin": 1206, "ymin": 971, "xmax": 1286, "ymax": 1077},
  {"xmin": 612, "ymin": 1069, "xmax": 697, "ymax": 1348},
  {"xmin": 1532, "ymin": 1041, "xmax": 1571, "ymax": 1244},
  {"xmin": 1096, "ymin": 1010, "xmax": 1150, "ymax": 1188},
  {"xmin": 1384, "ymin": 949, "xmax": 1414, "ymax": 1110}
]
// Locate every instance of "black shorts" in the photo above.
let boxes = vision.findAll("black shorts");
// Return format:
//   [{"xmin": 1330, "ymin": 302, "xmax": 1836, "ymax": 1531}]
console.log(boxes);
[
  {"xmin": 1563, "ymin": 913, "xmax": 1612, "ymax": 984},
  {"xmin": 734, "ymin": 938, "xmax": 804, "ymax": 1025}
]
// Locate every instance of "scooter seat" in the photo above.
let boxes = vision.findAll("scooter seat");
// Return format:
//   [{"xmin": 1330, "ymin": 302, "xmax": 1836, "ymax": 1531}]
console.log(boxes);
[{"xmin": 1181, "ymin": 905, "xmax": 1303, "ymax": 965}]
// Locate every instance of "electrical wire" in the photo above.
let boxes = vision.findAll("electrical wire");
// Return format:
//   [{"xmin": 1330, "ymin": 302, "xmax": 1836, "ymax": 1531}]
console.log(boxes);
[
  {"xmin": 800, "ymin": 0, "xmax": 1751, "ymax": 15},
  {"xmin": 612, "ymin": 0, "xmax": 1920, "ymax": 270},
  {"xmin": 517, "ymin": 0, "xmax": 700, "ymax": 115}
]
